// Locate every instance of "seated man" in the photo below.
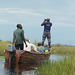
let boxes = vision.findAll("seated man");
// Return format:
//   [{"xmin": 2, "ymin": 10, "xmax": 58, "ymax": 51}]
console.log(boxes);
[
  {"xmin": 37, "ymin": 42, "xmax": 45, "ymax": 53},
  {"xmin": 24, "ymin": 39, "xmax": 38, "ymax": 52}
]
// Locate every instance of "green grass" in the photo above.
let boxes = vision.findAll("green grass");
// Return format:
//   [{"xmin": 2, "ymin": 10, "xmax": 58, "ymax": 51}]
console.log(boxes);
[
  {"xmin": 52, "ymin": 46, "xmax": 75, "ymax": 55},
  {"xmin": 0, "ymin": 41, "xmax": 75, "ymax": 74},
  {"xmin": 37, "ymin": 55, "xmax": 75, "ymax": 75},
  {"xmin": 0, "ymin": 41, "xmax": 75, "ymax": 56},
  {"xmin": 0, "ymin": 41, "xmax": 11, "ymax": 56},
  {"xmin": 37, "ymin": 46, "xmax": 75, "ymax": 75},
  {"xmin": 0, "ymin": 56, "xmax": 5, "ymax": 59}
]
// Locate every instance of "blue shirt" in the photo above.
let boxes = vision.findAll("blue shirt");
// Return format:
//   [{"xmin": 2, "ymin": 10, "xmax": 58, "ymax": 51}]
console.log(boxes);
[
  {"xmin": 37, "ymin": 46, "xmax": 45, "ymax": 53},
  {"xmin": 44, "ymin": 47, "xmax": 49, "ymax": 50},
  {"xmin": 41, "ymin": 21, "xmax": 52, "ymax": 32}
]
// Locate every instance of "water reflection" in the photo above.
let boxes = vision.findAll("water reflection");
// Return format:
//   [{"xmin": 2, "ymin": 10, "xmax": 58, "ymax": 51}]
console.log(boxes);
[
  {"xmin": 4, "ymin": 62, "xmax": 38, "ymax": 75},
  {"xmin": 0, "ymin": 54, "xmax": 65, "ymax": 75},
  {"xmin": 49, "ymin": 54, "xmax": 65, "ymax": 63}
]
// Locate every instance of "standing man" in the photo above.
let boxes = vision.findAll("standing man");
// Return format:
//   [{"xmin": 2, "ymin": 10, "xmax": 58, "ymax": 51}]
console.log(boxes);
[
  {"xmin": 41, "ymin": 18, "xmax": 52, "ymax": 48},
  {"xmin": 12, "ymin": 24, "xmax": 27, "ymax": 50}
]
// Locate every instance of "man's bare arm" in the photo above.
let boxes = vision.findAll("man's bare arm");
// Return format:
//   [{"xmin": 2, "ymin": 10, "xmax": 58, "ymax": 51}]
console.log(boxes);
[
  {"xmin": 22, "ymin": 32, "xmax": 27, "ymax": 47},
  {"xmin": 12, "ymin": 34, "xmax": 15, "ymax": 45}
]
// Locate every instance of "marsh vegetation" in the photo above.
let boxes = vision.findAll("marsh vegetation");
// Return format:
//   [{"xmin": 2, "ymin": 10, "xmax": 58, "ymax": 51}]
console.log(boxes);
[
  {"xmin": 37, "ymin": 46, "xmax": 75, "ymax": 75},
  {"xmin": 0, "ymin": 41, "xmax": 75, "ymax": 75}
]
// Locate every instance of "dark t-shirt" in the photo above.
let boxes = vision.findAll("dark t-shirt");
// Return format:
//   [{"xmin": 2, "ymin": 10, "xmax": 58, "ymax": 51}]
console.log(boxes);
[{"xmin": 41, "ymin": 21, "xmax": 52, "ymax": 32}]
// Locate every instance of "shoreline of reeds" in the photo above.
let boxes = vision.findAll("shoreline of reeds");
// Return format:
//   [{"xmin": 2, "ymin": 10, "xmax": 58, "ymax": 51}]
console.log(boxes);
[{"xmin": 37, "ymin": 55, "xmax": 75, "ymax": 75}]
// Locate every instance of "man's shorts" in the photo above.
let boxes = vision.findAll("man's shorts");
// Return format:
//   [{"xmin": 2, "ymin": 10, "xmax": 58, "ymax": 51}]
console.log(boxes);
[
  {"xmin": 42, "ymin": 32, "xmax": 51, "ymax": 43},
  {"xmin": 15, "ymin": 44, "xmax": 23, "ymax": 50}
]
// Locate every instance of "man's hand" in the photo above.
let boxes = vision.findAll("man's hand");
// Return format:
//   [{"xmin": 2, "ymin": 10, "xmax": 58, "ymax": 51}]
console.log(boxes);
[{"xmin": 26, "ymin": 44, "xmax": 27, "ymax": 47}]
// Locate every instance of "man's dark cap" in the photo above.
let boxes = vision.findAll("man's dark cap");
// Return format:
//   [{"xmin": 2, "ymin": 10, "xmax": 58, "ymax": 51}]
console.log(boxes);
[{"xmin": 17, "ymin": 24, "xmax": 22, "ymax": 29}]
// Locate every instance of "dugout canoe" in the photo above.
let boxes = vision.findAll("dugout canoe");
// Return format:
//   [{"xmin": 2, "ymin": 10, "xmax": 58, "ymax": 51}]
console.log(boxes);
[{"xmin": 4, "ymin": 49, "xmax": 51, "ymax": 63}]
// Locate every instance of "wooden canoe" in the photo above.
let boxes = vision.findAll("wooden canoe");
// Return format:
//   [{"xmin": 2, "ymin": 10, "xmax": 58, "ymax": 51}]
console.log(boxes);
[{"xmin": 4, "ymin": 49, "xmax": 51, "ymax": 63}]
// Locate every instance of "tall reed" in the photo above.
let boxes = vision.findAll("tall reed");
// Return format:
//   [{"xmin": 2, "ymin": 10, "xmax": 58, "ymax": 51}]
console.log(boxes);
[
  {"xmin": 52, "ymin": 46, "xmax": 75, "ymax": 55},
  {"xmin": 0, "ymin": 41, "xmax": 11, "ymax": 56},
  {"xmin": 38, "ymin": 55, "xmax": 75, "ymax": 75}
]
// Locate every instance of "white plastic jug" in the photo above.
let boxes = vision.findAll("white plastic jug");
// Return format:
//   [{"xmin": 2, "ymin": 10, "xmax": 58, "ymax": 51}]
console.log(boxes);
[{"xmin": 7, "ymin": 45, "xmax": 15, "ymax": 52}]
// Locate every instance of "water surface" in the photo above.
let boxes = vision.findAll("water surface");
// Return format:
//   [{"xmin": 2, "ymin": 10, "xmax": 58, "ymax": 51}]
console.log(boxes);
[{"xmin": 0, "ymin": 54, "xmax": 65, "ymax": 75}]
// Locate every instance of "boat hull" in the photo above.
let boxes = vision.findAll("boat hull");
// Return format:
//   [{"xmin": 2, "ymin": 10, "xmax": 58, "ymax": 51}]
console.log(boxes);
[{"xmin": 4, "ymin": 50, "xmax": 51, "ymax": 63}]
